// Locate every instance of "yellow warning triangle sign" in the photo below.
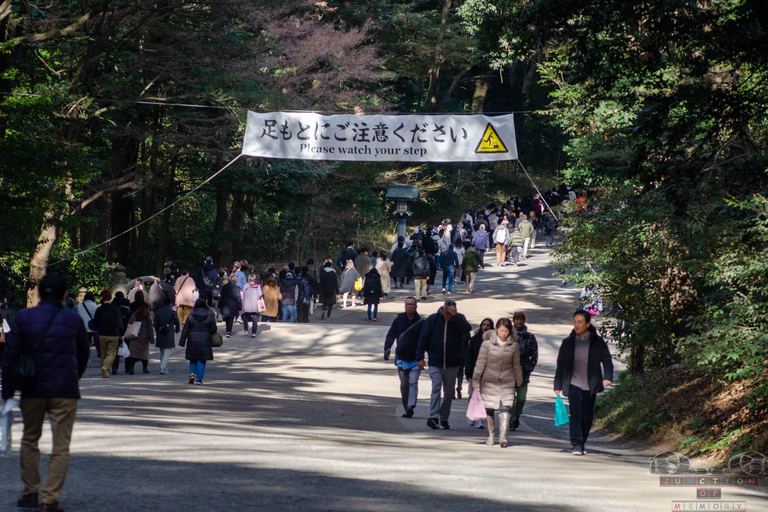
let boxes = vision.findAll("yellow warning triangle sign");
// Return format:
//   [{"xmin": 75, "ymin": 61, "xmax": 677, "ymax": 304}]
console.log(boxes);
[{"xmin": 474, "ymin": 123, "xmax": 509, "ymax": 153}]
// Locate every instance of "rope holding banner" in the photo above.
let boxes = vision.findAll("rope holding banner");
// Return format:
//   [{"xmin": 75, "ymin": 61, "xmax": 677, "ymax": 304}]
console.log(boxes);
[{"xmin": 48, "ymin": 153, "xmax": 242, "ymax": 267}]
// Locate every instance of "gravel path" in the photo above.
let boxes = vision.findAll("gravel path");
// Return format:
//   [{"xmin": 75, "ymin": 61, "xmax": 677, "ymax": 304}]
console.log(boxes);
[{"xmin": 1, "ymin": 246, "xmax": 765, "ymax": 511}]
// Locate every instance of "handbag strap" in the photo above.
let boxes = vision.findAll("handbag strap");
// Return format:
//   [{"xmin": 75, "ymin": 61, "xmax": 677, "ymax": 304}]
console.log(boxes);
[{"xmin": 24, "ymin": 309, "xmax": 61, "ymax": 356}]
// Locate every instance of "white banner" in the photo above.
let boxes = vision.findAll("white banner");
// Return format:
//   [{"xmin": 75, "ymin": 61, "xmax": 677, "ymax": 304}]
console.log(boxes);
[{"xmin": 242, "ymin": 111, "xmax": 517, "ymax": 162}]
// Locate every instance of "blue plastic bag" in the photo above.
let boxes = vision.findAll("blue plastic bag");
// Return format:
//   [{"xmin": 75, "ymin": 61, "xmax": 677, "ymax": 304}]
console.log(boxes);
[{"xmin": 554, "ymin": 395, "xmax": 570, "ymax": 427}]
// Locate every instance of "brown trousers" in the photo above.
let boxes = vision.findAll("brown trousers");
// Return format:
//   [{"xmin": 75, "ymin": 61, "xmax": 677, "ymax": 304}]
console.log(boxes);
[
  {"xmin": 177, "ymin": 305, "xmax": 193, "ymax": 325},
  {"xmin": 99, "ymin": 335, "xmax": 119, "ymax": 376},
  {"xmin": 20, "ymin": 397, "xmax": 78, "ymax": 505}
]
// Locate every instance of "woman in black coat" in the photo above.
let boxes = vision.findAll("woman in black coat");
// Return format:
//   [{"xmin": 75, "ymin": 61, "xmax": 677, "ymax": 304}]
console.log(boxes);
[
  {"xmin": 318, "ymin": 262, "xmax": 339, "ymax": 321},
  {"xmin": 179, "ymin": 298, "xmax": 218, "ymax": 385},
  {"xmin": 362, "ymin": 268, "xmax": 383, "ymax": 323},
  {"xmin": 464, "ymin": 317, "xmax": 494, "ymax": 428},
  {"xmin": 217, "ymin": 278, "xmax": 242, "ymax": 337}
]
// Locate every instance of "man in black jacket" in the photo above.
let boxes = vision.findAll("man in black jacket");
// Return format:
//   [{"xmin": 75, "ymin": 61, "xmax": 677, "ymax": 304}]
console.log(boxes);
[
  {"xmin": 2, "ymin": 274, "xmax": 89, "ymax": 511},
  {"xmin": 91, "ymin": 290, "xmax": 124, "ymax": 379},
  {"xmin": 384, "ymin": 298, "xmax": 424, "ymax": 418},
  {"xmin": 416, "ymin": 300, "xmax": 472, "ymax": 430},
  {"xmin": 554, "ymin": 310, "xmax": 613, "ymax": 456}
]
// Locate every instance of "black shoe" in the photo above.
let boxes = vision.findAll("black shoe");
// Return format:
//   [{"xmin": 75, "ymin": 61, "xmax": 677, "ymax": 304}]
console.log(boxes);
[
  {"xmin": 426, "ymin": 418, "xmax": 442, "ymax": 429},
  {"xmin": 128, "ymin": 368, "xmax": 134, "ymax": 375},
  {"xmin": 440, "ymin": 420, "xmax": 451, "ymax": 430},
  {"xmin": 456, "ymin": 388, "xmax": 462, "ymax": 400},
  {"xmin": 402, "ymin": 407, "xmax": 414, "ymax": 418},
  {"xmin": 510, "ymin": 418, "xmax": 520, "ymax": 431},
  {"xmin": 111, "ymin": 369, "xmax": 117, "ymax": 375},
  {"xmin": 143, "ymin": 368, "xmax": 150, "ymax": 374},
  {"xmin": 17, "ymin": 492, "xmax": 38, "ymax": 509},
  {"xmin": 39, "ymin": 502, "xmax": 65, "ymax": 512}
]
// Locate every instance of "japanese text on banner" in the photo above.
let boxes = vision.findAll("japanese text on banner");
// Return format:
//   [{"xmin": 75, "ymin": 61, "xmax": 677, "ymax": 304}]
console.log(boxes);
[{"xmin": 242, "ymin": 112, "xmax": 517, "ymax": 162}]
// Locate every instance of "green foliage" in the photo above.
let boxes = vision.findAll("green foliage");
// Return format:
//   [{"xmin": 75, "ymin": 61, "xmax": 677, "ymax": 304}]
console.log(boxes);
[{"xmin": 679, "ymin": 195, "xmax": 768, "ymax": 409}]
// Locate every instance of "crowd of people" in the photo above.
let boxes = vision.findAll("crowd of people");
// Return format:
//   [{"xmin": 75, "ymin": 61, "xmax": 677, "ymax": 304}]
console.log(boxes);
[{"xmin": 0, "ymin": 188, "xmax": 611, "ymax": 510}]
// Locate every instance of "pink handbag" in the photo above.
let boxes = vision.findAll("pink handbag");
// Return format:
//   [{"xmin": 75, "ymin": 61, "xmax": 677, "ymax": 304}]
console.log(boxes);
[{"xmin": 466, "ymin": 390, "xmax": 488, "ymax": 421}]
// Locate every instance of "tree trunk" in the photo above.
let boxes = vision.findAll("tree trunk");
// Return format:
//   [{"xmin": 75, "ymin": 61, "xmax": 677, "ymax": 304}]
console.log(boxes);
[
  {"xmin": 154, "ymin": 166, "xmax": 176, "ymax": 275},
  {"xmin": 521, "ymin": 52, "xmax": 540, "ymax": 96},
  {"xmin": 220, "ymin": 193, "xmax": 245, "ymax": 266},
  {"xmin": 472, "ymin": 74, "xmax": 492, "ymax": 113},
  {"xmin": 208, "ymin": 181, "xmax": 230, "ymax": 261},
  {"xmin": 27, "ymin": 211, "xmax": 59, "ymax": 307}
]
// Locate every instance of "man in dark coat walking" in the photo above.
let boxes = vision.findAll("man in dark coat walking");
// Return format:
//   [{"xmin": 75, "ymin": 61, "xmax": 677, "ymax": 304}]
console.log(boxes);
[
  {"xmin": 1, "ymin": 274, "xmax": 89, "ymax": 511},
  {"xmin": 416, "ymin": 300, "xmax": 472, "ymax": 430}
]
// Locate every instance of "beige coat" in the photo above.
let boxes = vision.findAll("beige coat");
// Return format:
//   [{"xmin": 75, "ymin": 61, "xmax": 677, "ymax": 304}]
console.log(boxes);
[
  {"xmin": 174, "ymin": 275, "xmax": 197, "ymax": 307},
  {"xmin": 261, "ymin": 284, "xmax": 282, "ymax": 318},
  {"xmin": 376, "ymin": 258, "xmax": 392, "ymax": 294},
  {"xmin": 474, "ymin": 329, "xmax": 524, "ymax": 410}
]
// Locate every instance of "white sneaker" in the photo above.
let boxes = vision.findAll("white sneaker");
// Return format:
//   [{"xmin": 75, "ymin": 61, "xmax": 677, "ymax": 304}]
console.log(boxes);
[
  {"xmin": 251, "ymin": 334, "xmax": 256, "ymax": 338},
  {"xmin": 441, "ymin": 288, "xmax": 446, "ymax": 293},
  {"xmin": 447, "ymin": 291, "xmax": 452, "ymax": 295}
]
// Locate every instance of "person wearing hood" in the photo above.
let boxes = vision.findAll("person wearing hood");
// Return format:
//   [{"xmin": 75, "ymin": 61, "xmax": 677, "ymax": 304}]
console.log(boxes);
[
  {"xmin": 472, "ymin": 318, "xmax": 524, "ymax": 448},
  {"xmin": 471, "ymin": 224, "xmax": 490, "ymax": 267},
  {"xmin": 153, "ymin": 297, "xmax": 180, "ymax": 375},
  {"xmin": 354, "ymin": 248, "xmax": 373, "ymax": 278},
  {"xmin": 384, "ymin": 298, "xmax": 424, "ymax": 418},
  {"xmin": 195, "ymin": 256, "xmax": 218, "ymax": 307},
  {"xmin": 241, "ymin": 273, "xmax": 263, "ymax": 337},
  {"xmin": 554, "ymin": 310, "xmax": 614, "ymax": 456},
  {"xmin": 508, "ymin": 311, "xmax": 539, "ymax": 431},
  {"xmin": 318, "ymin": 260, "xmax": 339, "ymax": 321},
  {"xmin": 279, "ymin": 271, "xmax": 300, "ymax": 323},
  {"xmin": 339, "ymin": 260, "xmax": 360, "ymax": 309},
  {"xmin": 362, "ymin": 267, "xmax": 383, "ymax": 323},
  {"xmin": 179, "ymin": 298, "xmax": 218, "ymax": 385}
]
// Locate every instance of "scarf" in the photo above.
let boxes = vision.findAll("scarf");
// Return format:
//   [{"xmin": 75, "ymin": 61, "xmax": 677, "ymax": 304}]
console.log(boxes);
[{"xmin": 514, "ymin": 326, "xmax": 529, "ymax": 355}]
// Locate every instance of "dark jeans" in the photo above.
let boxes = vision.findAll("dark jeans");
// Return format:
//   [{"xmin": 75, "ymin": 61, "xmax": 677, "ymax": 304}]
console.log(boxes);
[
  {"xmin": 200, "ymin": 290, "xmax": 213, "ymax": 308},
  {"xmin": 568, "ymin": 387, "xmax": 596, "ymax": 446},
  {"xmin": 322, "ymin": 304, "xmax": 334, "ymax": 319},
  {"xmin": 297, "ymin": 302, "xmax": 310, "ymax": 323},
  {"xmin": 242, "ymin": 313, "xmax": 258, "ymax": 334},
  {"xmin": 511, "ymin": 383, "xmax": 528, "ymax": 421},
  {"xmin": 224, "ymin": 316, "xmax": 235, "ymax": 334}
]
